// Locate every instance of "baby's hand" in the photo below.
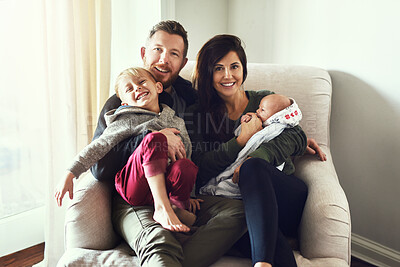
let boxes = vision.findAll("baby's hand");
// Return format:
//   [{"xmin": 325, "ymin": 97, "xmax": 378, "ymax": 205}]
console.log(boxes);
[
  {"xmin": 241, "ymin": 114, "xmax": 252, "ymax": 123},
  {"xmin": 306, "ymin": 138, "xmax": 327, "ymax": 161},
  {"xmin": 54, "ymin": 171, "xmax": 75, "ymax": 207},
  {"xmin": 241, "ymin": 112, "xmax": 257, "ymax": 123}
]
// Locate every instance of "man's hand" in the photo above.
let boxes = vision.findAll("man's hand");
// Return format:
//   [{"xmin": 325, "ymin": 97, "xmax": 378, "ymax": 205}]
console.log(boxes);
[
  {"xmin": 306, "ymin": 138, "xmax": 327, "ymax": 161},
  {"xmin": 189, "ymin": 198, "xmax": 204, "ymax": 214},
  {"xmin": 158, "ymin": 128, "xmax": 186, "ymax": 162}
]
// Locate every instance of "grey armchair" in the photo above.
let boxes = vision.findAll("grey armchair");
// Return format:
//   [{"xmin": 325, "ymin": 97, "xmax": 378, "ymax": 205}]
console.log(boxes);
[{"xmin": 57, "ymin": 62, "xmax": 351, "ymax": 267}]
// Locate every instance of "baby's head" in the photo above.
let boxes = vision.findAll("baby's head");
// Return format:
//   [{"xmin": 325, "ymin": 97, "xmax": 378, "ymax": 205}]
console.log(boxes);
[
  {"xmin": 256, "ymin": 94, "xmax": 292, "ymax": 122},
  {"xmin": 115, "ymin": 67, "xmax": 163, "ymax": 112}
]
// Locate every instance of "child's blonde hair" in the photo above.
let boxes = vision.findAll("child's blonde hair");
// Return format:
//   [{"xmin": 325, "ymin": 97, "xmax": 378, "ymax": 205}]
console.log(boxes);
[{"xmin": 115, "ymin": 67, "xmax": 157, "ymax": 98}]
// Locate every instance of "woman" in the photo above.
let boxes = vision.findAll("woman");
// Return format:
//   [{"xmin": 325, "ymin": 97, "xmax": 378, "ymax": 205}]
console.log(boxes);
[{"xmin": 187, "ymin": 34, "xmax": 324, "ymax": 267}]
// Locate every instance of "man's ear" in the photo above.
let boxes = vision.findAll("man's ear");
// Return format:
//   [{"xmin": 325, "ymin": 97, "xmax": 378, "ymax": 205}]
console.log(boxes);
[
  {"xmin": 140, "ymin": 47, "xmax": 146, "ymax": 60},
  {"xmin": 180, "ymin": 57, "xmax": 188, "ymax": 70},
  {"xmin": 156, "ymin": 82, "xmax": 163, "ymax": 93}
]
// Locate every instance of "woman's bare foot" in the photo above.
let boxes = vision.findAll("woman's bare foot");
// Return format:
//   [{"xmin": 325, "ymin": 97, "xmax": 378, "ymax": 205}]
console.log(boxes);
[
  {"xmin": 172, "ymin": 205, "xmax": 197, "ymax": 226},
  {"xmin": 153, "ymin": 206, "xmax": 190, "ymax": 232}
]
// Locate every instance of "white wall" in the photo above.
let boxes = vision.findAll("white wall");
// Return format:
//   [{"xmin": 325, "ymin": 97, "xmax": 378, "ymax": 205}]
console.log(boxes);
[
  {"xmin": 109, "ymin": 0, "xmax": 162, "ymax": 95},
  {"xmin": 174, "ymin": 0, "xmax": 400, "ymax": 258},
  {"xmin": 175, "ymin": 0, "xmax": 228, "ymax": 60},
  {"xmin": 268, "ymin": 0, "xmax": 400, "ymax": 253},
  {"xmin": 227, "ymin": 0, "xmax": 275, "ymax": 64}
]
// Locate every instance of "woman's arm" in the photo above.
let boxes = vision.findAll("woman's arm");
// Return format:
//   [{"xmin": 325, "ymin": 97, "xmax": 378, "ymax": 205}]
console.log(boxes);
[
  {"xmin": 192, "ymin": 136, "xmax": 243, "ymax": 188},
  {"xmin": 187, "ymin": 109, "xmax": 261, "ymax": 189}
]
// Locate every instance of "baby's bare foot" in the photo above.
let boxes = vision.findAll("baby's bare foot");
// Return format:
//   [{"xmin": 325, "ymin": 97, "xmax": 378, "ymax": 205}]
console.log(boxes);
[
  {"xmin": 153, "ymin": 207, "xmax": 190, "ymax": 232},
  {"xmin": 172, "ymin": 205, "xmax": 197, "ymax": 226}
]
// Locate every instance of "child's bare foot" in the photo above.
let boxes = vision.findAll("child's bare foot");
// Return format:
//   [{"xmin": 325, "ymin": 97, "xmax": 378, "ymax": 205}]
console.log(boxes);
[
  {"xmin": 172, "ymin": 205, "xmax": 197, "ymax": 226},
  {"xmin": 153, "ymin": 206, "xmax": 190, "ymax": 232}
]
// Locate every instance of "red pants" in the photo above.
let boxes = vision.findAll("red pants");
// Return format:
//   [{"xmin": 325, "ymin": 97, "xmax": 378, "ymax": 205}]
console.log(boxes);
[{"xmin": 115, "ymin": 132, "xmax": 198, "ymax": 210}]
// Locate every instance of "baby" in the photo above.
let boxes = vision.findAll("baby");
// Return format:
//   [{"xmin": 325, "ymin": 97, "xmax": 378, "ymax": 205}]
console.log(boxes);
[
  {"xmin": 242, "ymin": 94, "xmax": 296, "ymax": 127},
  {"xmin": 200, "ymin": 94, "xmax": 302, "ymax": 198},
  {"xmin": 55, "ymin": 67, "xmax": 197, "ymax": 232}
]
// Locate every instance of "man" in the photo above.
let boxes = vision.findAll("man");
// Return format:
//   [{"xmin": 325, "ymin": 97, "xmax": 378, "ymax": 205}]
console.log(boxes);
[{"xmin": 91, "ymin": 20, "xmax": 247, "ymax": 267}]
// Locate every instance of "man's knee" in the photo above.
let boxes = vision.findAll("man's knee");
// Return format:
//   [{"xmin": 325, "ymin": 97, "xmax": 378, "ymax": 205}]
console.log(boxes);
[
  {"xmin": 217, "ymin": 197, "xmax": 246, "ymax": 221},
  {"xmin": 198, "ymin": 196, "xmax": 246, "ymax": 228},
  {"xmin": 112, "ymin": 199, "xmax": 183, "ymax": 265},
  {"xmin": 135, "ymin": 224, "xmax": 184, "ymax": 265}
]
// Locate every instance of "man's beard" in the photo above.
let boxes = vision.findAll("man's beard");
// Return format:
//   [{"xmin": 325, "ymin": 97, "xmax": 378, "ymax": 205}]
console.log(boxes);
[
  {"xmin": 144, "ymin": 60, "xmax": 180, "ymax": 91},
  {"xmin": 150, "ymin": 66, "xmax": 179, "ymax": 90},
  {"xmin": 158, "ymin": 72, "xmax": 179, "ymax": 90}
]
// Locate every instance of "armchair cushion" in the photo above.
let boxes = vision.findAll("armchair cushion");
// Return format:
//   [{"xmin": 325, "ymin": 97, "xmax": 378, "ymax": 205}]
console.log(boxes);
[{"xmin": 64, "ymin": 173, "xmax": 120, "ymax": 250}]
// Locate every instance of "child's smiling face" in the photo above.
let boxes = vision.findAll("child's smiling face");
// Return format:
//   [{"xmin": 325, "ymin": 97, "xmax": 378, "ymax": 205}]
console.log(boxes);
[{"xmin": 118, "ymin": 69, "xmax": 163, "ymax": 113}]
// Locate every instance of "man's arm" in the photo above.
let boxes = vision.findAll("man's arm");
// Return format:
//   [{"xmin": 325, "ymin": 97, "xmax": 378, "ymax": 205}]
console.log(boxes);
[{"xmin": 90, "ymin": 95, "xmax": 149, "ymax": 182}]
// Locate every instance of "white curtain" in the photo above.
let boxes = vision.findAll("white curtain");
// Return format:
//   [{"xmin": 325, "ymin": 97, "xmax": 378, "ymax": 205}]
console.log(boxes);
[{"xmin": 39, "ymin": 0, "xmax": 111, "ymax": 265}]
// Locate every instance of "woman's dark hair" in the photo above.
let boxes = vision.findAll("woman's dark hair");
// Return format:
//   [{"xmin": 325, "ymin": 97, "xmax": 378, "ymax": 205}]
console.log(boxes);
[{"xmin": 193, "ymin": 34, "xmax": 247, "ymax": 141}]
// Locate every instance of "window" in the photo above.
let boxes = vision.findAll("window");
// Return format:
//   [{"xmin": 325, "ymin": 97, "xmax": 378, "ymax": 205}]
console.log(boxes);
[{"xmin": 0, "ymin": 0, "xmax": 46, "ymax": 256}]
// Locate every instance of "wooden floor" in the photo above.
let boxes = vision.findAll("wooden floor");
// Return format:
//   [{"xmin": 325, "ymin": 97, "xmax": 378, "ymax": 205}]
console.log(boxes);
[
  {"xmin": 0, "ymin": 243, "xmax": 377, "ymax": 267},
  {"xmin": 0, "ymin": 243, "xmax": 44, "ymax": 267}
]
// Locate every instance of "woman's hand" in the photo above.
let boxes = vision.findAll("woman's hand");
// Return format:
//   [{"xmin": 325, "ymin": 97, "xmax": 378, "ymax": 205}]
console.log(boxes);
[
  {"xmin": 158, "ymin": 128, "xmax": 186, "ymax": 162},
  {"xmin": 232, "ymin": 164, "xmax": 242, "ymax": 184},
  {"xmin": 236, "ymin": 114, "xmax": 262, "ymax": 147},
  {"xmin": 306, "ymin": 138, "xmax": 327, "ymax": 161},
  {"xmin": 232, "ymin": 157, "xmax": 251, "ymax": 184}
]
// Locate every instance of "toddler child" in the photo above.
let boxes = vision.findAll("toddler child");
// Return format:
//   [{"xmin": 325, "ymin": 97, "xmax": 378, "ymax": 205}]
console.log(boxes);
[{"xmin": 55, "ymin": 67, "xmax": 198, "ymax": 232}]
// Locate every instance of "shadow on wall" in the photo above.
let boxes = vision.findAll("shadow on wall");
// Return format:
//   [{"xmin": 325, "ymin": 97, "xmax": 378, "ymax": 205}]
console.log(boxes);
[{"xmin": 328, "ymin": 70, "xmax": 400, "ymax": 251}]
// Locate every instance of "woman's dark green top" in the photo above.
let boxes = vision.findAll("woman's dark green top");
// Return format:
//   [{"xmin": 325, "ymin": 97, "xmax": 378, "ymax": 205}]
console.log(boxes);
[{"xmin": 185, "ymin": 90, "xmax": 307, "ymax": 190}]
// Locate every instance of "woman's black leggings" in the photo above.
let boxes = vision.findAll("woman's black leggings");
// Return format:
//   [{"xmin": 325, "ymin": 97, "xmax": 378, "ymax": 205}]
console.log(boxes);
[{"xmin": 237, "ymin": 158, "xmax": 308, "ymax": 266}]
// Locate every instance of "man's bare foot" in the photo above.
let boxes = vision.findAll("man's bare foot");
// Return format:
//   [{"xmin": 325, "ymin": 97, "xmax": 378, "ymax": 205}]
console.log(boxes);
[
  {"xmin": 172, "ymin": 205, "xmax": 197, "ymax": 226},
  {"xmin": 153, "ymin": 206, "xmax": 190, "ymax": 232}
]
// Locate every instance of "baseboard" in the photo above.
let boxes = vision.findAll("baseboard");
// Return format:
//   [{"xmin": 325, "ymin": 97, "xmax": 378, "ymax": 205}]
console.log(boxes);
[{"xmin": 352, "ymin": 233, "xmax": 400, "ymax": 267}]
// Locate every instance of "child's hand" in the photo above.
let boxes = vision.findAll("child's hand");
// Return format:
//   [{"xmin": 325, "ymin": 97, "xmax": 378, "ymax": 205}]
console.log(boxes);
[
  {"xmin": 54, "ymin": 171, "xmax": 75, "ymax": 207},
  {"xmin": 189, "ymin": 198, "xmax": 204, "ymax": 214}
]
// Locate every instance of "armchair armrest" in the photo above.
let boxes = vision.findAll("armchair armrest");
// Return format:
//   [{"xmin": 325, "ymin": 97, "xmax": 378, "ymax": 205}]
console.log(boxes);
[
  {"xmin": 64, "ymin": 173, "xmax": 120, "ymax": 250},
  {"xmin": 294, "ymin": 146, "xmax": 351, "ymax": 265}
]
